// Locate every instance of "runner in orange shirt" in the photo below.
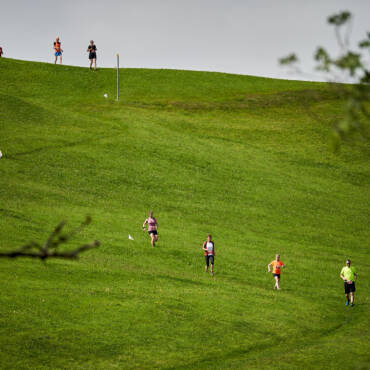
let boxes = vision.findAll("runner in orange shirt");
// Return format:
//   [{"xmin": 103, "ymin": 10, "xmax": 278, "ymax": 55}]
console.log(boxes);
[{"xmin": 267, "ymin": 254, "xmax": 285, "ymax": 290}]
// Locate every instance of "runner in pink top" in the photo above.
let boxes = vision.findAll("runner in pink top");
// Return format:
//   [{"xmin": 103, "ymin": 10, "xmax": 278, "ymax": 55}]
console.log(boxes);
[{"xmin": 142, "ymin": 211, "xmax": 158, "ymax": 247}]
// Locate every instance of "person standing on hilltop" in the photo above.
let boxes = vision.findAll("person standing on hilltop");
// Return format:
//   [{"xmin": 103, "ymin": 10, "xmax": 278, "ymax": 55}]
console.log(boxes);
[
  {"xmin": 0, "ymin": 46, "xmax": 3, "ymax": 57},
  {"xmin": 340, "ymin": 259, "xmax": 357, "ymax": 307},
  {"xmin": 87, "ymin": 40, "xmax": 97, "ymax": 71},
  {"xmin": 142, "ymin": 211, "xmax": 159, "ymax": 247},
  {"xmin": 267, "ymin": 254, "xmax": 285, "ymax": 290},
  {"xmin": 53, "ymin": 37, "xmax": 63, "ymax": 64},
  {"xmin": 202, "ymin": 234, "xmax": 215, "ymax": 276}
]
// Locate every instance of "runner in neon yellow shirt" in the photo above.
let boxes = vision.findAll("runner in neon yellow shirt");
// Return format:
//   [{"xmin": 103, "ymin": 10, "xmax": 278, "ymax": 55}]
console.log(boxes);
[{"xmin": 340, "ymin": 259, "xmax": 357, "ymax": 307}]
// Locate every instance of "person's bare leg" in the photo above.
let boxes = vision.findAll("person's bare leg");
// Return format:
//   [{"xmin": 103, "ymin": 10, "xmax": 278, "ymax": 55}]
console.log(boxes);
[
  {"xmin": 94, "ymin": 59, "xmax": 97, "ymax": 71},
  {"xmin": 59, "ymin": 55, "xmax": 62, "ymax": 65},
  {"xmin": 54, "ymin": 56, "xmax": 57, "ymax": 64},
  {"xmin": 205, "ymin": 264, "xmax": 208, "ymax": 272},
  {"xmin": 155, "ymin": 235, "xmax": 159, "ymax": 243},
  {"xmin": 151, "ymin": 234, "xmax": 155, "ymax": 247},
  {"xmin": 345, "ymin": 293, "xmax": 349, "ymax": 304},
  {"xmin": 275, "ymin": 276, "xmax": 280, "ymax": 290},
  {"xmin": 89, "ymin": 59, "xmax": 93, "ymax": 69},
  {"xmin": 350, "ymin": 292, "xmax": 354, "ymax": 305},
  {"xmin": 210, "ymin": 263, "xmax": 214, "ymax": 275}
]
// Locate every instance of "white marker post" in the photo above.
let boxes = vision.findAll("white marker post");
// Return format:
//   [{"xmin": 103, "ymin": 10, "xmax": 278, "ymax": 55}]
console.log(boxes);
[{"xmin": 116, "ymin": 53, "xmax": 119, "ymax": 101}]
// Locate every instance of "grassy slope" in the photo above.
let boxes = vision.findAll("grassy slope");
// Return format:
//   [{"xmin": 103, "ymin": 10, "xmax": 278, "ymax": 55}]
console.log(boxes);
[{"xmin": 0, "ymin": 58, "xmax": 369, "ymax": 369}]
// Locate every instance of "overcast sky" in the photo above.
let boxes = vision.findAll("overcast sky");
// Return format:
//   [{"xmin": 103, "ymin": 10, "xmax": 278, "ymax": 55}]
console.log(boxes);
[{"xmin": 0, "ymin": 0, "xmax": 369, "ymax": 80}]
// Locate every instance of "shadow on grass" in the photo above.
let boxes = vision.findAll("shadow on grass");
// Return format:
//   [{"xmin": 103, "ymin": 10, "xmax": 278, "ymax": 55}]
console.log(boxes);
[
  {"xmin": 167, "ymin": 340, "xmax": 279, "ymax": 370},
  {"xmin": 123, "ymin": 88, "xmax": 343, "ymax": 114},
  {"xmin": 156, "ymin": 274, "xmax": 204, "ymax": 286},
  {"xmin": 0, "ymin": 208, "xmax": 33, "ymax": 223},
  {"xmin": 6, "ymin": 134, "xmax": 114, "ymax": 159}
]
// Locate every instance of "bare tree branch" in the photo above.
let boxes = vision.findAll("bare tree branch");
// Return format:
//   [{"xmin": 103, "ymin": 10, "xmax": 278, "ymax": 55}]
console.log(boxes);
[
  {"xmin": 0, "ymin": 217, "xmax": 100, "ymax": 260},
  {"xmin": 344, "ymin": 17, "xmax": 353, "ymax": 51},
  {"xmin": 43, "ymin": 220, "xmax": 66, "ymax": 251},
  {"xmin": 334, "ymin": 25, "xmax": 345, "ymax": 51}
]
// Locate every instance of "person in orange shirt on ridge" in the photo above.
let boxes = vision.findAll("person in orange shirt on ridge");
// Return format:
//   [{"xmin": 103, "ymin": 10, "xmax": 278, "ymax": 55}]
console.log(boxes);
[{"xmin": 267, "ymin": 254, "xmax": 285, "ymax": 290}]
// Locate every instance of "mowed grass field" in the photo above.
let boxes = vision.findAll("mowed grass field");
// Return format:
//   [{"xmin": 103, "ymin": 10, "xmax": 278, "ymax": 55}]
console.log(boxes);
[{"xmin": 0, "ymin": 58, "xmax": 369, "ymax": 369}]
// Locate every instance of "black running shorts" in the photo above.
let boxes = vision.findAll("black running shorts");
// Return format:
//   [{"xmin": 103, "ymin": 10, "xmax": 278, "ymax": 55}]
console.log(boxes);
[
  {"xmin": 344, "ymin": 281, "xmax": 356, "ymax": 294},
  {"xmin": 205, "ymin": 255, "xmax": 214, "ymax": 266}
]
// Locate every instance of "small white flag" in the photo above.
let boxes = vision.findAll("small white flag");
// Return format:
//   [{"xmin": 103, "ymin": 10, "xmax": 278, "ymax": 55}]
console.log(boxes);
[{"xmin": 128, "ymin": 234, "xmax": 134, "ymax": 240}]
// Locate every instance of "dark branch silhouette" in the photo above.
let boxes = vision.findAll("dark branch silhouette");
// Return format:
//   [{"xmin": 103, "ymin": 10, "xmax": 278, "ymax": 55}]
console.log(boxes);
[{"xmin": 0, "ymin": 216, "xmax": 100, "ymax": 260}]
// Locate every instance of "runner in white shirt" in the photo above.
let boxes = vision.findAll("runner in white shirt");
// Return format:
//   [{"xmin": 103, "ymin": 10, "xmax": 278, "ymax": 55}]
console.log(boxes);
[{"xmin": 202, "ymin": 234, "xmax": 215, "ymax": 275}]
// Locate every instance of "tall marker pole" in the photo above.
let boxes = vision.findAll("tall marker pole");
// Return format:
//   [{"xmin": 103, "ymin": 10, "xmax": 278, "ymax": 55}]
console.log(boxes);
[{"xmin": 116, "ymin": 53, "xmax": 120, "ymax": 101}]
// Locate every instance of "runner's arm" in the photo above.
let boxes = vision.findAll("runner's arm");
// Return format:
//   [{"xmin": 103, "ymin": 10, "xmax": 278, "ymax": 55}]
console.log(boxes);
[
  {"xmin": 142, "ymin": 219, "xmax": 148, "ymax": 229},
  {"xmin": 354, "ymin": 273, "xmax": 357, "ymax": 281},
  {"xmin": 340, "ymin": 273, "xmax": 346, "ymax": 281},
  {"xmin": 267, "ymin": 263, "xmax": 272, "ymax": 272}
]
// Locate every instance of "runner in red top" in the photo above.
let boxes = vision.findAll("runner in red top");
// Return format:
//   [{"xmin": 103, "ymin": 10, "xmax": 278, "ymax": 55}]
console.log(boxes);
[
  {"xmin": 142, "ymin": 211, "xmax": 158, "ymax": 247},
  {"xmin": 53, "ymin": 37, "xmax": 63, "ymax": 64},
  {"xmin": 202, "ymin": 234, "xmax": 215, "ymax": 275},
  {"xmin": 267, "ymin": 254, "xmax": 285, "ymax": 290}
]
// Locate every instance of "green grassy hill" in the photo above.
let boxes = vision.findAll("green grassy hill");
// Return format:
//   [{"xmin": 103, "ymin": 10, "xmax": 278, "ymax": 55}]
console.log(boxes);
[{"xmin": 0, "ymin": 58, "xmax": 369, "ymax": 369}]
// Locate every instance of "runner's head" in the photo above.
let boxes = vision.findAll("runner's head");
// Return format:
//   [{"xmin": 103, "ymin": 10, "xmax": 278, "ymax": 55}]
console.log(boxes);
[
  {"xmin": 90, "ymin": 40, "xmax": 94, "ymax": 45},
  {"xmin": 276, "ymin": 254, "xmax": 280, "ymax": 261},
  {"xmin": 207, "ymin": 234, "xmax": 212, "ymax": 242},
  {"xmin": 346, "ymin": 259, "xmax": 351, "ymax": 266},
  {"xmin": 56, "ymin": 37, "xmax": 60, "ymax": 42},
  {"xmin": 149, "ymin": 210, "xmax": 153, "ymax": 218}
]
